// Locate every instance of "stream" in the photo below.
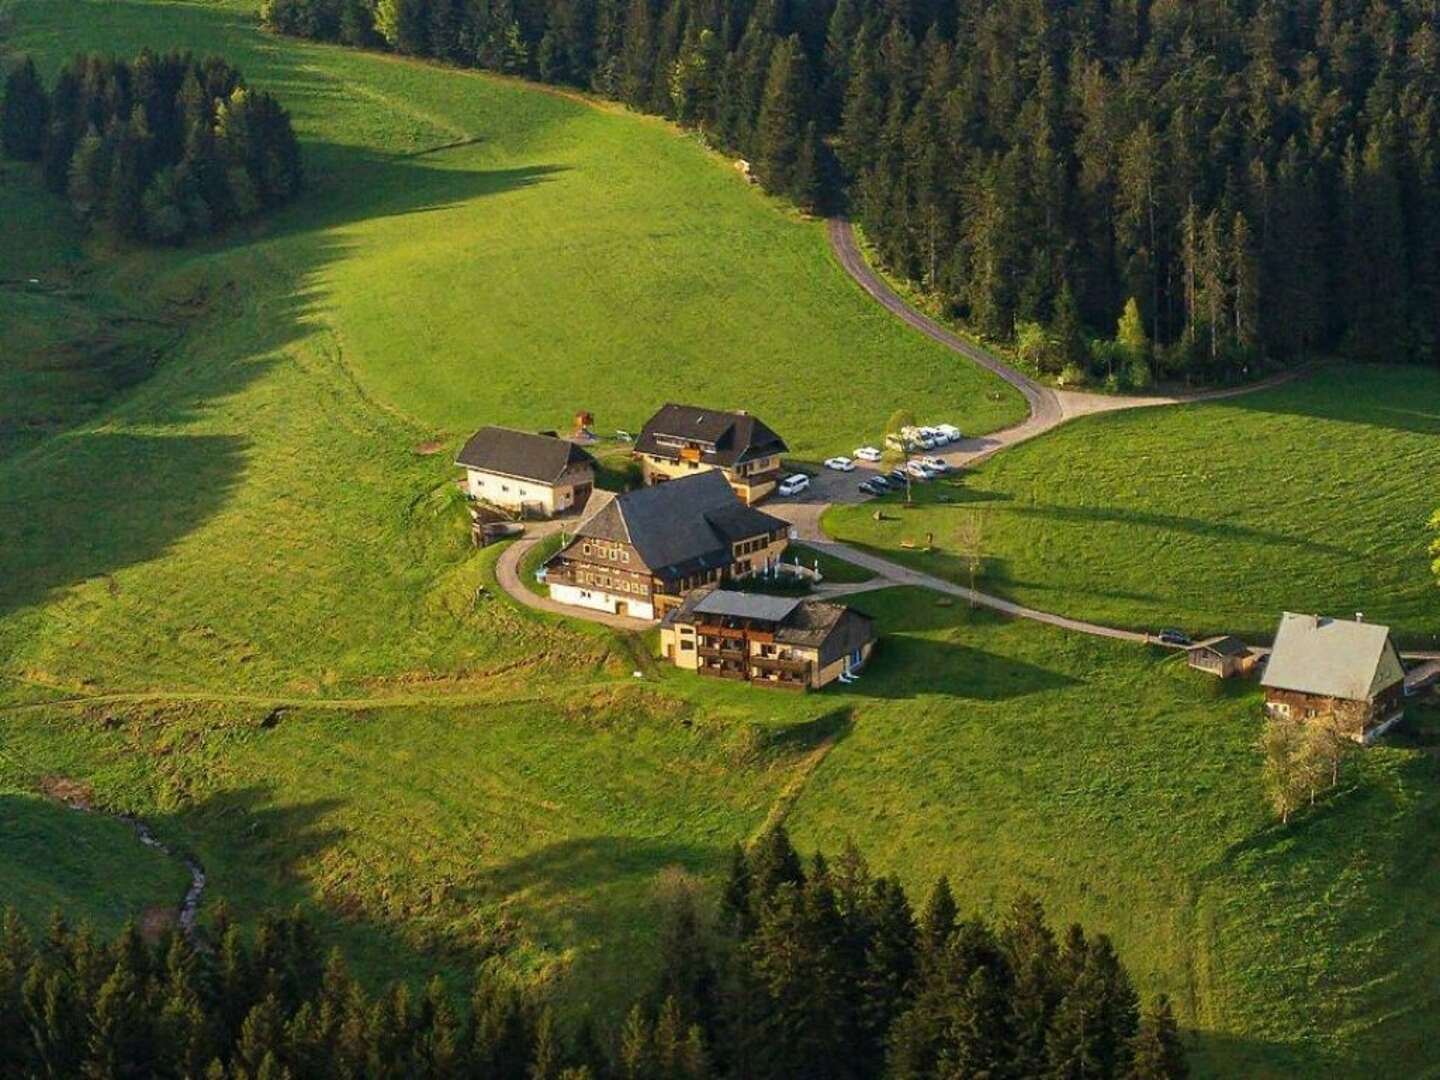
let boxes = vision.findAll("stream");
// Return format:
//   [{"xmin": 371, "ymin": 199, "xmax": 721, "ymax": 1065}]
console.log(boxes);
[{"xmin": 59, "ymin": 800, "xmax": 208, "ymax": 938}]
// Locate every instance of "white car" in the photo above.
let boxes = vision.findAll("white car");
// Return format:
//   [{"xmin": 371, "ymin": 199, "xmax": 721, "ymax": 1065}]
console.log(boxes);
[
  {"xmin": 778, "ymin": 474, "xmax": 811, "ymax": 497},
  {"xmin": 920, "ymin": 426, "xmax": 946, "ymax": 444},
  {"xmin": 920, "ymin": 456, "xmax": 949, "ymax": 472},
  {"xmin": 936, "ymin": 424, "xmax": 962, "ymax": 441},
  {"xmin": 825, "ymin": 456, "xmax": 856, "ymax": 472},
  {"xmin": 905, "ymin": 460, "xmax": 934, "ymax": 480},
  {"xmin": 854, "ymin": 446, "xmax": 882, "ymax": 462}
]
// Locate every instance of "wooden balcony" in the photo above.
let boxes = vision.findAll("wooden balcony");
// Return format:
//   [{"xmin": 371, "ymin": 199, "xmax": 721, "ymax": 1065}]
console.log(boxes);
[
  {"xmin": 698, "ymin": 642, "xmax": 746, "ymax": 660},
  {"xmin": 752, "ymin": 673, "xmax": 807, "ymax": 690},
  {"xmin": 698, "ymin": 664, "xmax": 747, "ymax": 681},
  {"xmin": 750, "ymin": 655, "xmax": 810, "ymax": 676}
]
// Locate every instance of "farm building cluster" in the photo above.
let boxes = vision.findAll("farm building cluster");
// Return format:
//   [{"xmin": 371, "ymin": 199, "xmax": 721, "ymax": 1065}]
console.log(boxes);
[{"xmin": 456, "ymin": 403, "xmax": 876, "ymax": 691}]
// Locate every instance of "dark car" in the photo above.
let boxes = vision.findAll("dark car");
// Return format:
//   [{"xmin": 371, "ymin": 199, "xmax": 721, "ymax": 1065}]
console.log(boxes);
[
  {"xmin": 888, "ymin": 468, "xmax": 908, "ymax": 485},
  {"xmin": 868, "ymin": 474, "xmax": 893, "ymax": 490},
  {"xmin": 1157, "ymin": 628, "xmax": 1192, "ymax": 646},
  {"xmin": 858, "ymin": 480, "xmax": 883, "ymax": 496}
]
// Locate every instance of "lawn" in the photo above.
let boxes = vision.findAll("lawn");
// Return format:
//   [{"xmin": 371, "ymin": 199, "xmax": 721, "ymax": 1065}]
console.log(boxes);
[
  {"xmin": 5, "ymin": 587, "xmax": 1439, "ymax": 1076},
  {"xmin": 3, "ymin": 2, "xmax": 1440, "ymax": 1076},
  {"xmin": 825, "ymin": 365, "xmax": 1440, "ymax": 646}
]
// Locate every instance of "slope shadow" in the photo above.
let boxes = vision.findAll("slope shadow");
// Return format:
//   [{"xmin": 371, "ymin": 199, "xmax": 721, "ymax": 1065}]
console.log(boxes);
[
  {"xmin": 0, "ymin": 146, "xmax": 564, "ymax": 626},
  {"xmin": 1220, "ymin": 364, "xmax": 1440, "ymax": 437}
]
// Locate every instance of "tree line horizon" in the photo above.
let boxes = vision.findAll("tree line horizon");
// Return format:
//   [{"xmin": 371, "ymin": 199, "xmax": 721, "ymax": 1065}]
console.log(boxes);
[
  {"xmin": 0, "ymin": 828, "xmax": 1188, "ymax": 1078},
  {"xmin": 254, "ymin": 0, "xmax": 1440, "ymax": 383}
]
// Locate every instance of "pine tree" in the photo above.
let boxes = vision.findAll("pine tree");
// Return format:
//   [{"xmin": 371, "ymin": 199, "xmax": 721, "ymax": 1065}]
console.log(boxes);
[
  {"xmin": 1127, "ymin": 994, "xmax": 1188, "ymax": 1080},
  {"xmin": 916, "ymin": 876, "xmax": 956, "ymax": 978},
  {"xmin": 754, "ymin": 35, "xmax": 810, "ymax": 200},
  {"xmin": 1052, "ymin": 282, "xmax": 1089, "ymax": 378},
  {"xmin": 2, "ymin": 55, "xmax": 49, "ymax": 160}
]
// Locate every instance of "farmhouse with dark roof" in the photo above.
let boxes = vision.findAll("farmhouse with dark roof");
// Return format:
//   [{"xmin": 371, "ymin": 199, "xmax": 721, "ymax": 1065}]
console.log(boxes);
[
  {"xmin": 659, "ymin": 586, "xmax": 876, "ymax": 690},
  {"xmin": 456, "ymin": 426, "xmax": 595, "ymax": 518},
  {"xmin": 542, "ymin": 470, "xmax": 792, "ymax": 620},
  {"xmin": 635, "ymin": 403, "xmax": 788, "ymax": 505}
]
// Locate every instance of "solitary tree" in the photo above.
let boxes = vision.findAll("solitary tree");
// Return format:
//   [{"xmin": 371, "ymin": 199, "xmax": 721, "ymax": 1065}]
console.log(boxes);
[
  {"xmin": 1258, "ymin": 714, "xmax": 1309, "ymax": 824},
  {"xmin": 882, "ymin": 408, "xmax": 917, "ymax": 502},
  {"xmin": 952, "ymin": 511, "xmax": 985, "ymax": 603}
]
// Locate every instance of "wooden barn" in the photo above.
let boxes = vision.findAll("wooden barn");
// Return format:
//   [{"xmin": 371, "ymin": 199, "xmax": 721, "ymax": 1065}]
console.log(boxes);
[{"xmin": 1186, "ymin": 636, "xmax": 1253, "ymax": 678}]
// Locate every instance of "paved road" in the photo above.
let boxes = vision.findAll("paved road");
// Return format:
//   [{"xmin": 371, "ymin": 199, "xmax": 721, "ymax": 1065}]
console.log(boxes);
[{"xmin": 484, "ymin": 220, "xmax": 1341, "ymax": 657}]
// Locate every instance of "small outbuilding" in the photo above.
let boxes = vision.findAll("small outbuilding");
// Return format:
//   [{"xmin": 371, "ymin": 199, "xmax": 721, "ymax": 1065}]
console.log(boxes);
[
  {"xmin": 1260, "ymin": 612, "xmax": 1406, "ymax": 743},
  {"xmin": 456, "ymin": 426, "xmax": 596, "ymax": 519},
  {"xmin": 1186, "ymin": 635, "xmax": 1253, "ymax": 678}
]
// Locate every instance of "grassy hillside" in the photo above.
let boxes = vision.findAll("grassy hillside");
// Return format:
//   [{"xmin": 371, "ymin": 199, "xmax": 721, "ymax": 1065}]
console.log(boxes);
[
  {"xmin": 1, "ymin": 0, "xmax": 1024, "ymax": 460},
  {"xmin": 4, "ymin": 586, "xmax": 1438, "ymax": 1076},
  {"xmin": 826, "ymin": 365, "xmax": 1440, "ymax": 645},
  {"xmin": 3, "ymin": 2, "xmax": 1440, "ymax": 1077}
]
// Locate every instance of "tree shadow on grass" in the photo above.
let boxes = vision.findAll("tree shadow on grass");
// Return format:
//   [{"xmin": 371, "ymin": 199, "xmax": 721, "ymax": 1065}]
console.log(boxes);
[
  {"xmin": 1221, "ymin": 363, "xmax": 1440, "ymax": 437},
  {"xmin": 845, "ymin": 633, "xmax": 1080, "ymax": 701},
  {"xmin": 1002, "ymin": 503, "xmax": 1352, "ymax": 558}
]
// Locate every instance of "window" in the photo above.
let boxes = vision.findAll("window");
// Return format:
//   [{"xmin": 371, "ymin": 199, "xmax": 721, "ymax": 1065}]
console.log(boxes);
[
  {"xmin": 680, "ymin": 641, "xmax": 694, "ymax": 652},
  {"xmin": 582, "ymin": 544, "xmax": 592, "ymax": 555},
  {"xmin": 501, "ymin": 485, "xmax": 511, "ymax": 493},
  {"xmin": 621, "ymin": 550, "xmax": 629, "ymax": 563}
]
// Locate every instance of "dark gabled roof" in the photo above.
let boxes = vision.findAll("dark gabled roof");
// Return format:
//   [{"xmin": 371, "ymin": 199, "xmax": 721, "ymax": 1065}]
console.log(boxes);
[
  {"xmin": 1189, "ymin": 635, "xmax": 1249, "ymax": 658},
  {"xmin": 455, "ymin": 426, "xmax": 594, "ymax": 484},
  {"xmin": 568, "ymin": 471, "xmax": 787, "ymax": 578},
  {"xmin": 635, "ymin": 403, "xmax": 788, "ymax": 467}
]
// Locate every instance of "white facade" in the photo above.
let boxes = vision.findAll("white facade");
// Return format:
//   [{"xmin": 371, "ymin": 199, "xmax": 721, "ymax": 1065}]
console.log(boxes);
[
  {"xmin": 464, "ymin": 463, "xmax": 591, "ymax": 518},
  {"xmin": 548, "ymin": 583, "xmax": 655, "ymax": 621}
]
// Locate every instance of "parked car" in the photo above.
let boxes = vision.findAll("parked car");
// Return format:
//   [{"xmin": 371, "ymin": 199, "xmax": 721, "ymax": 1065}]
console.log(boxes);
[
  {"xmin": 825, "ymin": 456, "xmax": 856, "ymax": 471},
  {"xmin": 887, "ymin": 468, "xmax": 908, "ymax": 485},
  {"xmin": 858, "ymin": 480, "xmax": 884, "ymax": 496},
  {"xmin": 778, "ymin": 474, "xmax": 811, "ymax": 497},
  {"xmin": 868, "ymin": 474, "xmax": 894, "ymax": 490},
  {"xmin": 854, "ymin": 446, "xmax": 882, "ymax": 462},
  {"xmin": 936, "ymin": 424, "xmax": 963, "ymax": 441},
  {"xmin": 905, "ymin": 461, "xmax": 934, "ymax": 480},
  {"xmin": 614, "ymin": 429, "xmax": 634, "ymax": 442},
  {"xmin": 920, "ymin": 456, "xmax": 949, "ymax": 472},
  {"xmin": 920, "ymin": 426, "xmax": 946, "ymax": 444},
  {"xmin": 1157, "ymin": 628, "xmax": 1192, "ymax": 646}
]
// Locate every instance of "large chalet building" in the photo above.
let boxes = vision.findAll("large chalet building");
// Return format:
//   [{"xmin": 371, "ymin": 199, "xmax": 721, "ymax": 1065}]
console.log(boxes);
[
  {"xmin": 634, "ymin": 403, "xmax": 788, "ymax": 505},
  {"xmin": 1261, "ymin": 612, "xmax": 1407, "ymax": 743},
  {"xmin": 660, "ymin": 587, "xmax": 876, "ymax": 691},
  {"xmin": 543, "ymin": 471, "xmax": 792, "ymax": 620}
]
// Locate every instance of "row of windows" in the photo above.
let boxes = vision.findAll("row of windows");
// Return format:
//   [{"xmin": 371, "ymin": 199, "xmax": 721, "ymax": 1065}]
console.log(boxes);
[
  {"xmin": 580, "ymin": 542, "xmax": 630, "ymax": 563},
  {"xmin": 473, "ymin": 477, "xmax": 530, "ymax": 497},
  {"xmin": 734, "ymin": 536, "xmax": 771, "ymax": 556},
  {"xmin": 580, "ymin": 571, "xmax": 645, "ymax": 595}
]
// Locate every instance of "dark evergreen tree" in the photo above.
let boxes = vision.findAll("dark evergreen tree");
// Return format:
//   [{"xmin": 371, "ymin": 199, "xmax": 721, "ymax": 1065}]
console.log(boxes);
[{"xmin": 1, "ymin": 55, "xmax": 49, "ymax": 160}]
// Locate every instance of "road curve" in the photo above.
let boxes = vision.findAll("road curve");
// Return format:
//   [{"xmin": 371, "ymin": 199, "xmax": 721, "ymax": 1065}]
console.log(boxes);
[{"xmin": 826, "ymin": 218, "xmax": 1063, "ymax": 435}]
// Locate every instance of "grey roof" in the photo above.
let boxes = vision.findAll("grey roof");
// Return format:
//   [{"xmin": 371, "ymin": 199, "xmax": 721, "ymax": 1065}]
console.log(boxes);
[
  {"xmin": 694, "ymin": 591, "xmax": 802, "ymax": 622},
  {"xmin": 1261, "ymin": 612, "xmax": 1405, "ymax": 701},
  {"xmin": 1190, "ymin": 635, "xmax": 1249, "ymax": 658},
  {"xmin": 569, "ymin": 471, "xmax": 787, "ymax": 578},
  {"xmin": 665, "ymin": 586, "xmax": 876, "ymax": 666},
  {"xmin": 635, "ymin": 403, "xmax": 788, "ymax": 467},
  {"xmin": 455, "ymin": 426, "xmax": 594, "ymax": 484}
]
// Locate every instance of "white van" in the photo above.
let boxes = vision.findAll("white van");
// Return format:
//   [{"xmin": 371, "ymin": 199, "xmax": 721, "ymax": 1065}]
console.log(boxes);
[{"xmin": 778, "ymin": 474, "xmax": 811, "ymax": 497}]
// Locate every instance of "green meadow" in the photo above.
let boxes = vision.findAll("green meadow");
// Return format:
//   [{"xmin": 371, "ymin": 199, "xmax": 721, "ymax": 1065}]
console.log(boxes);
[
  {"xmin": 826, "ymin": 365, "xmax": 1440, "ymax": 646},
  {"xmin": 2, "ymin": 1, "xmax": 1440, "ymax": 1077}
]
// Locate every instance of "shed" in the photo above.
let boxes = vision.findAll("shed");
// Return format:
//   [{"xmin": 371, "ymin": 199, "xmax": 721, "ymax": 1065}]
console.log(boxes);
[{"xmin": 1186, "ymin": 636, "xmax": 1252, "ymax": 678}]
